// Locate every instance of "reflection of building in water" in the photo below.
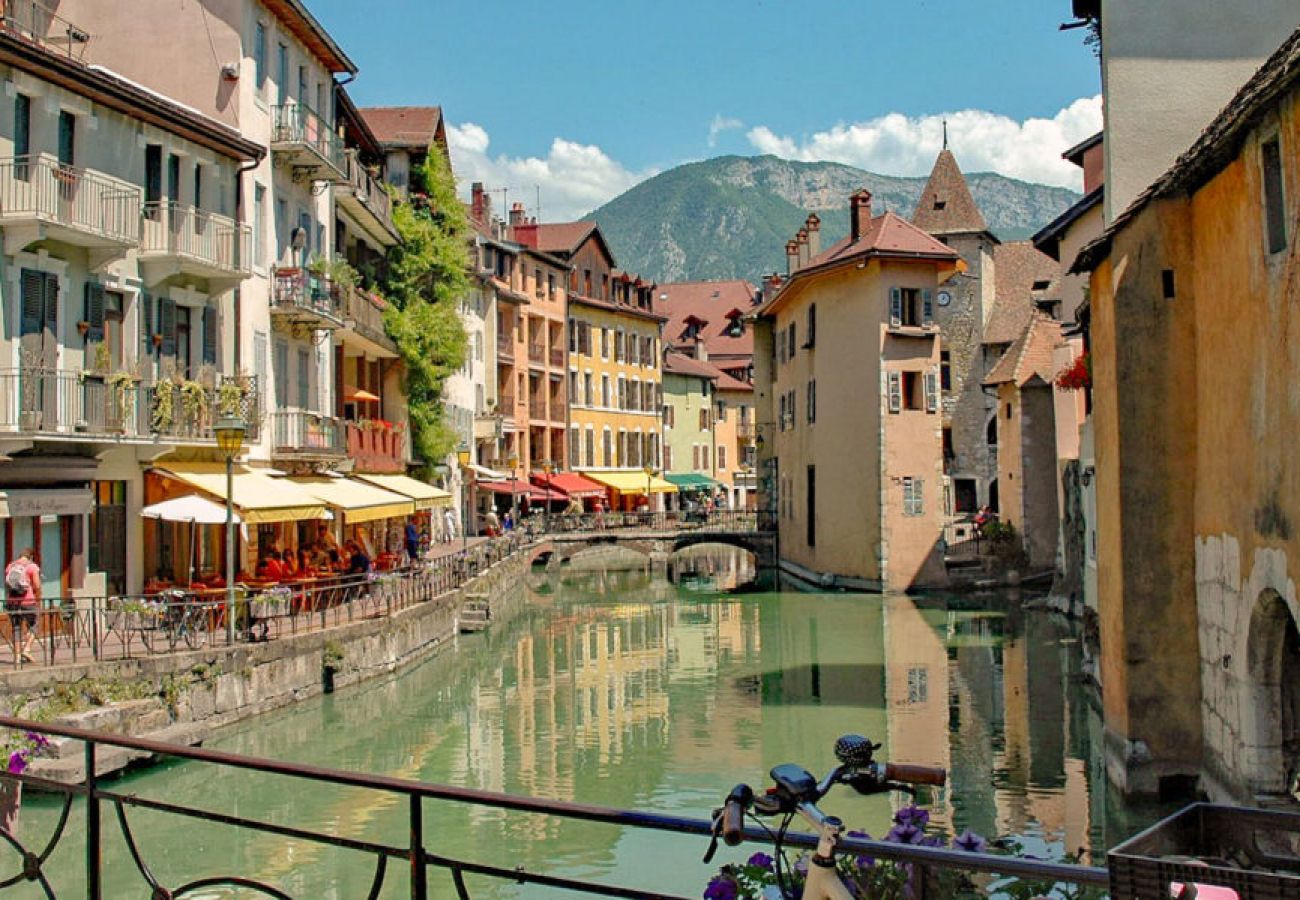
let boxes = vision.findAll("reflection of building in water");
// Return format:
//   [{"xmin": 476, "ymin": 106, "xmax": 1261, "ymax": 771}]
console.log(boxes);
[{"xmin": 673, "ymin": 545, "xmax": 757, "ymax": 592}]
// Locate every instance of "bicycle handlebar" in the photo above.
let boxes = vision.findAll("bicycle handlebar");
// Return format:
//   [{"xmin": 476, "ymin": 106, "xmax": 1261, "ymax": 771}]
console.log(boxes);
[
  {"xmin": 721, "ymin": 784, "xmax": 751, "ymax": 846},
  {"xmin": 882, "ymin": 763, "xmax": 947, "ymax": 787}
]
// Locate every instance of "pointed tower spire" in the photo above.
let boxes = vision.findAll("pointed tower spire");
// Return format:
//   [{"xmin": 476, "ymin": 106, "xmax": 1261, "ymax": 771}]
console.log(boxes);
[
  {"xmin": 911, "ymin": 146, "xmax": 989, "ymax": 236},
  {"xmin": 942, "ymin": 118, "xmax": 948, "ymax": 150}
]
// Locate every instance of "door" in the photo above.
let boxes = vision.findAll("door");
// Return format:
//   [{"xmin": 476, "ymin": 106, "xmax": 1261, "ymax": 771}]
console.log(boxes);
[
  {"xmin": 39, "ymin": 517, "xmax": 61, "ymax": 603},
  {"xmin": 19, "ymin": 269, "xmax": 58, "ymax": 425},
  {"xmin": 89, "ymin": 481, "xmax": 126, "ymax": 594}
]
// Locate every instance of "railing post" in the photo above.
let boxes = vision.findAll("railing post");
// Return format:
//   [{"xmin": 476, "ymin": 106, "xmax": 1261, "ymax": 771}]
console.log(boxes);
[
  {"xmin": 85, "ymin": 740, "xmax": 101, "ymax": 899},
  {"xmin": 409, "ymin": 794, "xmax": 426, "ymax": 900}
]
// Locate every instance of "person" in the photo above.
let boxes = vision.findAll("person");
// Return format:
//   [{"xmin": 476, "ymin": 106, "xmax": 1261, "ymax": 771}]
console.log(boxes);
[
  {"xmin": 345, "ymin": 541, "xmax": 372, "ymax": 576},
  {"xmin": 484, "ymin": 508, "xmax": 500, "ymax": 537},
  {"xmin": 502, "ymin": 510, "xmax": 514, "ymax": 532},
  {"xmin": 974, "ymin": 505, "xmax": 995, "ymax": 535},
  {"xmin": 443, "ymin": 507, "xmax": 457, "ymax": 543},
  {"xmin": 281, "ymin": 547, "xmax": 298, "ymax": 577},
  {"xmin": 404, "ymin": 520, "xmax": 421, "ymax": 564},
  {"xmin": 4, "ymin": 548, "xmax": 39, "ymax": 663},
  {"xmin": 258, "ymin": 550, "xmax": 285, "ymax": 581}
]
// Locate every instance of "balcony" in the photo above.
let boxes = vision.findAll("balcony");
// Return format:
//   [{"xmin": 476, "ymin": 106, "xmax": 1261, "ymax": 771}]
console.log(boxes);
[
  {"xmin": 496, "ymin": 334, "xmax": 514, "ymax": 363},
  {"xmin": 336, "ymin": 284, "xmax": 397, "ymax": 357},
  {"xmin": 0, "ymin": 155, "xmax": 140, "ymax": 259},
  {"xmin": 0, "ymin": 0, "xmax": 90, "ymax": 60},
  {"xmin": 0, "ymin": 368, "xmax": 261, "ymax": 444},
  {"xmin": 549, "ymin": 348, "xmax": 565, "ymax": 368},
  {"xmin": 736, "ymin": 421, "xmax": 756, "ymax": 441},
  {"xmin": 270, "ymin": 410, "xmax": 346, "ymax": 460},
  {"xmin": 271, "ymin": 104, "xmax": 347, "ymax": 182},
  {"xmin": 139, "ymin": 202, "xmax": 251, "ymax": 287},
  {"xmin": 338, "ymin": 152, "xmax": 398, "ymax": 247},
  {"xmin": 345, "ymin": 420, "xmax": 406, "ymax": 473},
  {"xmin": 528, "ymin": 397, "xmax": 547, "ymax": 420},
  {"xmin": 271, "ymin": 268, "xmax": 344, "ymax": 332},
  {"xmin": 527, "ymin": 343, "xmax": 544, "ymax": 367}
]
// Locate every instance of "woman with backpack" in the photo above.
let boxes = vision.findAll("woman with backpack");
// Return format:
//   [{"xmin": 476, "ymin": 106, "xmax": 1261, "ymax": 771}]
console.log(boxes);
[{"xmin": 4, "ymin": 548, "xmax": 40, "ymax": 663}]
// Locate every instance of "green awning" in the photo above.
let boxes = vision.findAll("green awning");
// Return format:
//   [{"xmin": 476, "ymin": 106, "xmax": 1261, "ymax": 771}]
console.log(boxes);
[{"xmin": 664, "ymin": 473, "xmax": 719, "ymax": 491}]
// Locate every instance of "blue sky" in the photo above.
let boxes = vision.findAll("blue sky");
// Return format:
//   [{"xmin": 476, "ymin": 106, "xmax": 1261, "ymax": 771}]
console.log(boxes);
[{"xmin": 311, "ymin": 0, "xmax": 1102, "ymax": 218}]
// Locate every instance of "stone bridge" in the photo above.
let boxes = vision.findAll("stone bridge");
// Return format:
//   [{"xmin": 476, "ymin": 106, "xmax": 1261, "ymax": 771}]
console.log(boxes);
[{"xmin": 527, "ymin": 526, "xmax": 777, "ymax": 573}]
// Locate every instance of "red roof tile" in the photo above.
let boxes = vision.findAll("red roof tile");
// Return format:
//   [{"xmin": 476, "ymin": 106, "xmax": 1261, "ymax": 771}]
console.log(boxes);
[
  {"xmin": 984, "ymin": 314, "xmax": 1063, "ymax": 387},
  {"xmin": 911, "ymin": 149, "xmax": 990, "ymax": 235},
  {"xmin": 984, "ymin": 242, "xmax": 1062, "ymax": 345},
  {"xmin": 663, "ymin": 352, "xmax": 721, "ymax": 380},
  {"xmin": 358, "ymin": 106, "xmax": 444, "ymax": 150},
  {"xmin": 808, "ymin": 211, "xmax": 957, "ymax": 267},
  {"xmin": 654, "ymin": 279, "xmax": 758, "ymax": 360}
]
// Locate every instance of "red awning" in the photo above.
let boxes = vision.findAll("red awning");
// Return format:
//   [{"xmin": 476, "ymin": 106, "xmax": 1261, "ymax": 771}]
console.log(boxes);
[
  {"xmin": 476, "ymin": 481, "xmax": 565, "ymax": 502},
  {"xmin": 530, "ymin": 472, "xmax": 607, "ymax": 499}
]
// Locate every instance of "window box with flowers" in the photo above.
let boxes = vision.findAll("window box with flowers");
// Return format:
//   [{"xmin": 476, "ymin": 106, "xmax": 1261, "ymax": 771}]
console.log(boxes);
[{"xmin": 1055, "ymin": 352, "xmax": 1090, "ymax": 391}]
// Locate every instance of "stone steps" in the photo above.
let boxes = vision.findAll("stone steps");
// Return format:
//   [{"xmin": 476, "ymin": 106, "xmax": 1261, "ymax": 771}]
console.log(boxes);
[{"xmin": 28, "ymin": 721, "xmax": 210, "ymax": 785}]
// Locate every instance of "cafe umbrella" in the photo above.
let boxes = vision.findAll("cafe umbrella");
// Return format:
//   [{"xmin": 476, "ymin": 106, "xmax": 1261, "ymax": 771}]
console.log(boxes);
[{"xmin": 142, "ymin": 494, "xmax": 246, "ymax": 583}]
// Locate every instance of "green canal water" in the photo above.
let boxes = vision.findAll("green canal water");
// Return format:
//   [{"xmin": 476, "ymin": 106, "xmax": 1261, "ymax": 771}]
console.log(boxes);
[{"xmin": 15, "ymin": 547, "xmax": 1169, "ymax": 898}]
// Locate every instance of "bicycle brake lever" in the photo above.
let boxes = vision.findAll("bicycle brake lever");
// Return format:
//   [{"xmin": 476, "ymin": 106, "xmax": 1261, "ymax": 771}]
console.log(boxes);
[{"xmin": 703, "ymin": 809, "xmax": 723, "ymax": 863}]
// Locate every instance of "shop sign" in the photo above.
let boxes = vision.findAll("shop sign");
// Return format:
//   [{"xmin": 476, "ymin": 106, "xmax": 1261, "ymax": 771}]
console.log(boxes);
[{"xmin": 0, "ymin": 488, "xmax": 93, "ymax": 519}]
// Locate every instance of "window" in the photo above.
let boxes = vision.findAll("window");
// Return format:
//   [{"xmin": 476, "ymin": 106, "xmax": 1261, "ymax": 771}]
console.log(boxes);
[
  {"xmin": 719, "ymin": 445, "xmax": 727, "ymax": 470},
  {"xmin": 702, "ymin": 445, "xmax": 710, "ymax": 470},
  {"xmin": 942, "ymin": 427, "xmax": 954, "ymax": 462},
  {"xmin": 583, "ymin": 372, "xmax": 593, "ymax": 406},
  {"xmin": 601, "ymin": 374, "xmax": 610, "ymax": 407},
  {"xmin": 806, "ymin": 304, "xmax": 816, "ymax": 348},
  {"xmin": 585, "ymin": 427, "xmax": 595, "ymax": 467},
  {"xmin": 297, "ymin": 65, "xmax": 307, "ymax": 103},
  {"xmin": 600, "ymin": 327, "xmax": 609, "ymax": 359},
  {"xmin": 889, "ymin": 287, "xmax": 933, "ymax": 328},
  {"xmin": 887, "ymin": 372, "xmax": 902, "ymax": 413},
  {"xmin": 807, "ymin": 380, "xmax": 816, "ymax": 423},
  {"xmin": 57, "ymin": 111, "xmax": 75, "ymax": 168},
  {"xmin": 953, "ymin": 478, "xmax": 977, "ymax": 514},
  {"xmin": 788, "ymin": 322, "xmax": 796, "ymax": 359},
  {"xmin": 167, "ymin": 153, "xmax": 180, "ymax": 203},
  {"xmin": 940, "ymin": 350, "xmax": 951, "ymax": 391},
  {"xmin": 1263, "ymin": 137, "xmax": 1287, "ymax": 254},
  {"xmin": 175, "ymin": 306, "xmax": 192, "ymax": 376},
  {"xmin": 663, "ymin": 445, "xmax": 673, "ymax": 470},
  {"xmin": 779, "ymin": 392, "xmax": 787, "ymax": 429},
  {"xmin": 273, "ymin": 340, "xmax": 289, "ymax": 407},
  {"xmin": 925, "ymin": 370, "xmax": 938, "ymax": 413},
  {"xmin": 103, "ymin": 290, "xmax": 124, "ymax": 370},
  {"xmin": 788, "ymin": 389, "xmax": 796, "ymax": 426},
  {"xmin": 901, "ymin": 371, "xmax": 922, "ymax": 410},
  {"xmin": 253, "ymin": 184, "xmax": 266, "ymax": 266},
  {"xmin": 602, "ymin": 429, "xmax": 612, "ymax": 466},
  {"xmin": 615, "ymin": 330, "xmax": 625, "ymax": 362},
  {"xmin": 296, "ymin": 348, "xmax": 310, "ymax": 409},
  {"xmin": 533, "ymin": 268, "xmax": 542, "ymax": 297},
  {"xmin": 277, "ymin": 43, "xmax": 289, "ymax": 106},
  {"xmin": 986, "ymin": 415, "xmax": 997, "ymax": 448},
  {"xmin": 903, "ymin": 477, "xmax": 924, "ymax": 517},
  {"xmin": 664, "ymin": 404, "xmax": 675, "ymax": 427},
  {"xmin": 715, "ymin": 400, "xmax": 727, "ymax": 423},
  {"xmin": 193, "ymin": 163, "xmax": 202, "ymax": 211},
  {"xmin": 699, "ymin": 408, "xmax": 710, "ymax": 431},
  {"xmin": 569, "ymin": 427, "xmax": 579, "ymax": 464},
  {"xmin": 806, "ymin": 465, "xmax": 816, "ymax": 546},
  {"xmin": 316, "ymin": 82, "xmax": 325, "ymax": 118},
  {"xmin": 13, "ymin": 94, "xmax": 29, "ymax": 178},
  {"xmin": 253, "ymin": 22, "xmax": 267, "ymax": 90}
]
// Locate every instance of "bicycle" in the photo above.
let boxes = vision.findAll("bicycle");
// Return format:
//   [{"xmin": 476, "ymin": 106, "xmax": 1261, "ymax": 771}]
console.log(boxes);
[
  {"xmin": 704, "ymin": 734, "xmax": 946, "ymax": 900},
  {"xmin": 139, "ymin": 589, "xmax": 214, "ymax": 652}
]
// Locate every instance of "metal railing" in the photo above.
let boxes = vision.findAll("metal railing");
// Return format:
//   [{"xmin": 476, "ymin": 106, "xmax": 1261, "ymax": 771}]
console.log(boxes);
[
  {"xmin": 517, "ymin": 508, "xmax": 776, "ymax": 535},
  {"xmin": 0, "ymin": 0, "xmax": 91, "ymax": 59},
  {"xmin": 337, "ymin": 283, "xmax": 395, "ymax": 351},
  {"xmin": 549, "ymin": 347, "xmax": 565, "ymax": 368},
  {"xmin": 496, "ymin": 333, "xmax": 514, "ymax": 361},
  {"xmin": 0, "ymin": 368, "xmax": 260, "ymax": 442},
  {"xmin": 528, "ymin": 397, "xmax": 548, "ymax": 420},
  {"xmin": 272, "ymin": 268, "xmax": 343, "ymax": 323},
  {"xmin": 271, "ymin": 103, "xmax": 347, "ymax": 175},
  {"xmin": 140, "ymin": 202, "xmax": 250, "ymax": 275},
  {"xmin": 0, "ymin": 534, "xmax": 528, "ymax": 671},
  {"xmin": 344, "ymin": 151, "xmax": 395, "ymax": 232},
  {"xmin": 527, "ymin": 342, "xmax": 544, "ymax": 364},
  {"xmin": 270, "ymin": 409, "xmax": 346, "ymax": 457},
  {"xmin": 0, "ymin": 155, "xmax": 140, "ymax": 245}
]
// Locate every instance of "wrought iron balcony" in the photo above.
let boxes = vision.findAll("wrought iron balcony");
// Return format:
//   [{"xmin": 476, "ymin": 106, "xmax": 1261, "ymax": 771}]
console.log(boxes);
[
  {"xmin": 338, "ymin": 152, "xmax": 398, "ymax": 246},
  {"xmin": 0, "ymin": 155, "xmax": 140, "ymax": 255},
  {"xmin": 271, "ymin": 268, "xmax": 344, "ymax": 331},
  {"xmin": 139, "ymin": 202, "xmax": 251, "ymax": 285},
  {"xmin": 269, "ymin": 409, "xmax": 346, "ymax": 460},
  {"xmin": 336, "ymin": 284, "xmax": 397, "ymax": 356},
  {"xmin": 271, "ymin": 104, "xmax": 347, "ymax": 182}
]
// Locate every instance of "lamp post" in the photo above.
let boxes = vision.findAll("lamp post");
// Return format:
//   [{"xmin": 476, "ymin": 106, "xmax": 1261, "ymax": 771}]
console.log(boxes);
[
  {"xmin": 214, "ymin": 415, "xmax": 246, "ymax": 646},
  {"xmin": 540, "ymin": 459, "xmax": 554, "ymax": 533},
  {"xmin": 507, "ymin": 453, "xmax": 519, "ymax": 527},
  {"xmin": 456, "ymin": 441, "xmax": 471, "ymax": 555},
  {"xmin": 643, "ymin": 463, "xmax": 656, "ymax": 525}
]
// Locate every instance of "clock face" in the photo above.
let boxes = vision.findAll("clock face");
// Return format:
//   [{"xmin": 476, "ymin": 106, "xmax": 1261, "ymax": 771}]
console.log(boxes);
[{"xmin": 937, "ymin": 290, "xmax": 952, "ymax": 307}]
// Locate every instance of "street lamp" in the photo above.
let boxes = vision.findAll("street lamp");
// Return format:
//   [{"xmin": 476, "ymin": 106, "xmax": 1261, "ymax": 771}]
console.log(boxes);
[
  {"xmin": 540, "ymin": 459, "xmax": 554, "ymax": 532},
  {"xmin": 456, "ymin": 441, "xmax": 471, "ymax": 554},
  {"xmin": 214, "ymin": 414, "xmax": 246, "ymax": 646},
  {"xmin": 507, "ymin": 453, "xmax": 519, "ymax": 527}
]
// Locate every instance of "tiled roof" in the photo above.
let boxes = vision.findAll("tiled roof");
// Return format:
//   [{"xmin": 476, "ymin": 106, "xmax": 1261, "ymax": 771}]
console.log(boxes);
[
  {"xmin": 984, "ymin": 314, "xmax": 1064, "ymax": 387},
  {"xmin": 713, "ymin": 368, "xmax": 753, "ymax": 392},
  {"xmin": 984, "ymin": 241, "xmax": 1062, "ymax": 345},
  {"xmin": 1075, "ymin": 24, "xmax": 1300, "ymax": 273},
  {"xmin": 808, "ymin": 211, "xmax": 957, "ymax": 267},
  {"xmin": 569, "ymin": 292, "xmax": 668, "ymax": 323},
  {"xmin": 663, "ymin": 352, "xmax": 720, "ymax": 380},
  {"xmin": 529, "ymin": 222, "xmax": 599, "ymax": 254},
  {"xmin": 654, "ymin": 280, "xmax": 759, "ymax": 359},
  {"xmin": 911, "ymin": 149, "xmax": 990, "ymax": 235},
  {"xmin": 358, "ymin": 106, "xmax": 443, "ymax": 149}
]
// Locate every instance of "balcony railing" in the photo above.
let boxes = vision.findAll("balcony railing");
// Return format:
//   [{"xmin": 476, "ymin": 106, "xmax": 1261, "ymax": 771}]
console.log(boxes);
[
  {"xmin": 336, "ymin": 284, "xmax": 396, "ymax": 354},
  {"xmin": 0, "ymin": 368, "xmax": 260, "ymax": 442},
  {"xmin": 549, "ymin": 347, "xmax": 565, "ymax": 368},
  {"xmin": 736, "ymin": 421, "xmax": 755, "ymax": 440},
  {"xmin": 271, "ymin": 104, "xmax": 347, "ymax": 180},
  {"xmin": 0, "ymin": 155, "xmax": 140, "ymax": 248},
  {"xmin": 0, "ymin": 0, "xmax": 90, "ymax": 59},
  {"xmin": 527, "ymin": 343, "xmax": 544, "ymax": 365},
  {"xmin": 341, "ymin": 151, "xmax": 396, "ymax": 241},
  {"xmin": 140, "ymin": 202, "xmax": 251, "ymax": 279},
  {"xmin": 270, "ymin": 409, "xmax": 346, "ymax": 458},
  {"xmin": 345, "ymin": 420, "xmax": 406, "ymax": 473},
  {"xmin": 272, "ymin": 268, "xmax": 343, "ymax": 329},
  {"xmin": 496, "ymin": 334, "xmax": 514, "ymax": 362},
  {"xmin": 528, "ymin": 397, "xmax": 547, "ymax": 420}
]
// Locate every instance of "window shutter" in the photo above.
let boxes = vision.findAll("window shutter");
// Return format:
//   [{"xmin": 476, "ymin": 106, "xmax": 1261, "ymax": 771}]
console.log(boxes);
[
  {"xmin": 889, "ymin": 288, "xmax": 902, "ymax": 328},
  {"xmin": 808, "ymin": 304, "xmax": 816, "ymax": 348},
  {"xmin": 915, "ymin": 478, "xmax": 924, "ymax": 515},
  {"xmin": 42, "ymin": 273, "xmax": 58, "ymax": 331},
  {"xmin": 779, "ymin": 393, "xmax": 786, "ymax": 430},
  {"xmin": 158, "ymin": 296, "xmax": 177, "ymax": 358},
  {"xmin": 20, "ymin": 270, "xmax": 43, "ymax": 336},
  {"xmin": 887, "ymin": 372, "xmax": 902, "ymax": 413},
  {"xmin": 922, "ymin": 290, "xmax": 934, "ymax": 326},
  {"xmin": 789, "ymin": 322, "xmax": 797, "ymax": 357},
  {"xmin": 925, "ymin": 370, "xmax": 938, "ymax": 413},
  {"xmin": 140, "ymin": 293, "xmax": 155, "ymax": 359},
  {"xmin": 84, "ymin": 282, "xmax": 105, "ymax": 343},
  {"xmin": 789, "ymin": 388, "xmax": 796, "ymax": 425},
  {"xmin": 202, "ymin": 306, "xmax": 218, "ymax": 366}
]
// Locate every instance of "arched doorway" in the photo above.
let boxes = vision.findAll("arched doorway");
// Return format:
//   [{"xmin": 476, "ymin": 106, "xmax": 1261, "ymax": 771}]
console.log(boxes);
[{"xmin": 1245, "ymin": 590, "xmax": 1300, "ymax": 797}]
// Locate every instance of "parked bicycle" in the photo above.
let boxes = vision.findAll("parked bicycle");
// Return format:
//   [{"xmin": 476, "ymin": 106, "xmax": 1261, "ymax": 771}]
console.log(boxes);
[
  {"xmin": 705, "ymin": 734, "xmax": 946, "ymax": 900},
  {"xmin": 137, "ymin": 589, "xmax": 217, "ymax": 652}
]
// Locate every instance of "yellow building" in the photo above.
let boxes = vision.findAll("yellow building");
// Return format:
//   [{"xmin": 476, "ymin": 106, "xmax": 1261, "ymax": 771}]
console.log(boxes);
[{"xmin": 1073, "ymin": 25, "xmax": 1300, "ymax": 802}]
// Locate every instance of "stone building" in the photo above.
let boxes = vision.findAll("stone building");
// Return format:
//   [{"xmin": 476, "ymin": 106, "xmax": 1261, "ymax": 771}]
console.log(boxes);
[{"xmin": 1074, "ymin": 24, "xmax": 1300, "ymax": 802}]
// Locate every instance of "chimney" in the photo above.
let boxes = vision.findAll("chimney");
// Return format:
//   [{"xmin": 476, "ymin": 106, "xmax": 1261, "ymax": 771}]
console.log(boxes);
[
  {"xmin": 805, "ymin": 214, "xmax": 821, "ymax": 261},
  {"xmin": 471, "ymin": 182, "xmax": 487, "ymax": 225},
  {"xmin": 796, "ymin": 228, "xmax": 809, "ymax": 268},
  {"xmin": 785, "ymin": 240, "xmax": 800, "ymax": 276},
  {"xmin": 508, "ymin": 201, "xmax": 526, "ymax": 227},
  {"xmin": 849, "ymin": 190, "xmax": 873, "ymax": 242},
  {"xmin": 763, "ymin": 273, "xmax": 784, "ymax": 304},
  {"xmin": 696, "ymin": 337, "xmax": 708, "ymax": 363}
]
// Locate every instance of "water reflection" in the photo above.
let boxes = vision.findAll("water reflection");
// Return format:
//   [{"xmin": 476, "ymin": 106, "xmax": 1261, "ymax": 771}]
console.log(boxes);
[{"xmin": 16, "ymin": 549, "xmax": 1167, "ymax": 898}]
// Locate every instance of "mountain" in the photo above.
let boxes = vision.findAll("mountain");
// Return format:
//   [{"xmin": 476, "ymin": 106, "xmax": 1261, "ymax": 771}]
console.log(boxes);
[{"xmin": 585, "ymin": 155, "xmax": 1081, "ymax": 283}]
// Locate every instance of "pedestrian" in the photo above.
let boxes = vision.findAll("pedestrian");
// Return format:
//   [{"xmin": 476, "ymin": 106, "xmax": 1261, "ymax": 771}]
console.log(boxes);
[
  {"xmin": 484, "ymin": 508, "xmax": 500, "ymax": 537},
  {"xmin": 404, "ymin": 519, "xmax": 421, "ymax": 565},
  {"xmin": 4, "ymin": 548, "xmax": 40, "ymax": 663},
  {"xmin": 345, "ymin": 541, "xmax": 372, "ymax": 576},
  {"xmin": 443, "ymin": 507, "xmax": 457, "ymax": 542},
  {"xmin": 503, "ymin": 510, "xmax": 514, "ymax": 532}
]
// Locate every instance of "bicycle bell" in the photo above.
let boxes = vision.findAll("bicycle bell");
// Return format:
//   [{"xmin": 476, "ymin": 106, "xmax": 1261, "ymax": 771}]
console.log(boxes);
[{"xmin": 833, "ymin": 734, "xmax": 879, "ymax": 768}]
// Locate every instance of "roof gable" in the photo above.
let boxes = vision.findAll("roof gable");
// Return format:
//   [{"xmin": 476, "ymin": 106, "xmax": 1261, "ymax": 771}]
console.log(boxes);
[
  {"xmin": 984, "ymin": 241, "xmax": 1062, "ymax": 345},
  {"xmin": 654, "ymin": 279, "xmax": 759, "ymax": 359},
  {"xmin": 359, "ymin": 106, "xmax": 445, "ymax": 151},
  {"xmin": 984, "ymin": 314, "xmax": 1062, "ymax": 387},
  {"xmin": 911, "ymin": 149, "xmax": 990, "ymax": 235}
]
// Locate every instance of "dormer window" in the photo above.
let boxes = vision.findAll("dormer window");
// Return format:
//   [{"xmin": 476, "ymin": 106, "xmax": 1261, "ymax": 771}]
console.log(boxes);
[{"xmin": 933, "ymin": 199, "xmax": 946, "ymax": 211}]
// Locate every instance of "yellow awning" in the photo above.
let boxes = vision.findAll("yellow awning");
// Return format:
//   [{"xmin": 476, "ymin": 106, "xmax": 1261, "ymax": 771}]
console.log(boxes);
[
  {"xmin": 353, "ymin": 473, "xmax": 452, "ymax": 510},
  {"xmin": 154, "ymin": 463, "xmax": 328, "ymax": 524},
  {"xmin": 580, "ymin": 471, "xmax": 679, "ymax": 494},
  {"xmin": 288, "ymin": 476, "xmax": 415, "ymax": 524}
]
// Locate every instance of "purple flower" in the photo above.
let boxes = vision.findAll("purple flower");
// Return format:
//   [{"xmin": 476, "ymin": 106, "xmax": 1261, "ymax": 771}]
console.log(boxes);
[
  {"xmin": 845, "ymin": 831, "xmax": 875, "ymax": 868},
  {"xmin": 953, "ymin": 829, "xmax": 987, "ymax": 853},
  {"xmin": 794, "ymin": 856, "xmax": 810, "ymax": 875},
  {"xmin": 7, "ymin": 752, "xmax": 26, "ymax": 775},
  {"xmin": 893, "ymin": 805, "xmax": 930, "ymax": 828},
  {"xmin": 886, "ymin": 822, "xmax": 923, "ymax": 845},
  {"xmin": 24, "ymin": 732, "xmax": 48, "ymax": 749},
  {"xmin": 919, "ymin": 835, "xmax": 945, "ymax": 848},
  {"xmin": 703, "ymin": 875, "xmax": 738, "ymax": 900},
  {"xmin": 746, "ymin": 852, "xmax": 774, "ymax": 870}
]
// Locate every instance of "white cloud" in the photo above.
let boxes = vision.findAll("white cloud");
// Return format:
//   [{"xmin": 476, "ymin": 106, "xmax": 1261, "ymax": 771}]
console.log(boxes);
[
  {"xmin": 708, "ymin": 114, "xmax": 745, "ymax": 148},
  {"xmin": 446, "ymin": 122, "xmax": 655, "ymax": 221},
  {"xmin": 746, "ymin": 96, "xmax": 1103, "ymax": 190}
]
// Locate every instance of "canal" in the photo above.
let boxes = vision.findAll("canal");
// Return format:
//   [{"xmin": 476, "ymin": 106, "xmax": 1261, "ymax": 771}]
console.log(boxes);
[{"xmin": 15, "ymin": 546, "xmax": 1169, "ymax": 897}]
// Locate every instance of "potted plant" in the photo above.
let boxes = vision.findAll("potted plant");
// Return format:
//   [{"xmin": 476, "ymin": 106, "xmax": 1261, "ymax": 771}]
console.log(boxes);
[
  {"xmin": 151, "ymin": 378, "xmax": 177, "ymax": 433},
  {"xmin": 0, "ymin": 730, "xmax": 52, "ymax": 834},
  {"xmin": 179, "ymin": 379, "xmax": 209, "ymax": 432},
  {"xmin": 217, "ymin": 378, "xmax": 248, "ymax": 418},
  {"xmin": 106, "ymin": 369, "xmax": 138, "ymax": 432}
]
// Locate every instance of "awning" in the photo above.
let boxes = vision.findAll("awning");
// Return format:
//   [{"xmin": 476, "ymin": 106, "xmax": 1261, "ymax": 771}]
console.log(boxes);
[
  {"xmin": 530, "ymin": 472, "xmax": 606, "ymax": 499},
  {"xmin": 468, "ymin": 463, "xmax": 508, "ymax": 481},
  {"xmin": 154, "ymin": 463, "xmax": 327, "ymax": 524},
  {"xmin": 354, "ymin": 473, "xmax": 452, "ymax": 510},
  {"xmin": 0, "ymin": 487, "xmax": 93, "ymax": 518},
  {"xmin": 477, "ymin": 481, "xmax": 548, "ymax": 501},
  {"xmin": 664, "ymin": 473, "xmax": 720, "ymax": 491},
  {"xmin": 581, "ymin": 471, "xmax": 679, "ymax": 495},
  {"xmin": 288, "ymin": 476, "xmax": 415, "ymax": 524}
]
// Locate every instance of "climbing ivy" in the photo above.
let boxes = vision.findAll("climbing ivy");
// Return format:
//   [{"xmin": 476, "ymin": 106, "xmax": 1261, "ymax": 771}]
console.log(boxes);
[{"xmin": 381, "ymin": 145, "xmax": 472, "ymax": 470}]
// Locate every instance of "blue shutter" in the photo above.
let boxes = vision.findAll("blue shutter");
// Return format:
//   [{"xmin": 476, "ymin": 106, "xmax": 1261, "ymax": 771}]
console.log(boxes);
[
  {"xmin": 922, "ymin": 289, "xmax": 934, "ymax": 326},
  {"xmin": 84, "ymin": 282, "xmax": 105, "ymax": 344},
  {"xmin": 889, "ymin": 288, "xmax": 903, "ymax": 328},
  {"xmin": 140, "ymin": 293, "xmax": 155, "ymax": 360}
]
